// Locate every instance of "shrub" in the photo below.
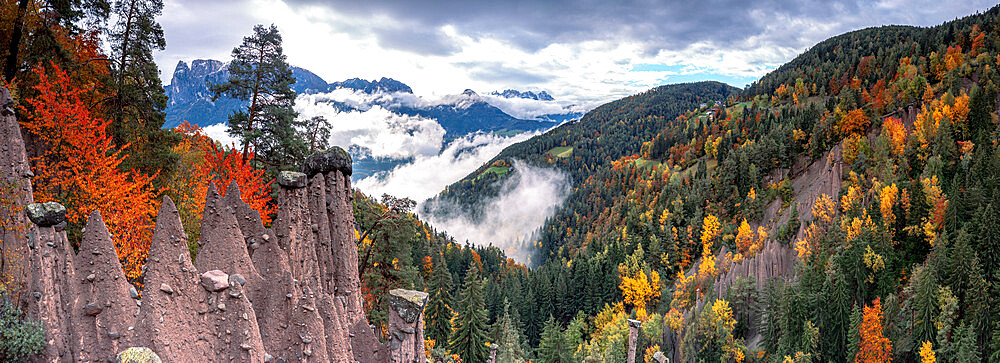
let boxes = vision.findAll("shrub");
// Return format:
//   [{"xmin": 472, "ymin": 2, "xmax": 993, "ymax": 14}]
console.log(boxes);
[{"xmin": 0, "ymin": 294, "xmax": 45, "ymax": 362}]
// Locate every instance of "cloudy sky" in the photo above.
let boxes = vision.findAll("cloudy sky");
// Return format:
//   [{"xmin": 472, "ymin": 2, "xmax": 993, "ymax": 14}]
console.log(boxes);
[{"xmin": 156, "ymin": 0, "xmax": 996, "ymax": 106}]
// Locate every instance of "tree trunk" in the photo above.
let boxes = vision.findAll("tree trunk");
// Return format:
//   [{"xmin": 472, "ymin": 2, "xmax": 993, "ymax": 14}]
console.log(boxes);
[
  {"xmin": 241, "ymin": 42, "xmax": 266, "ymax": 161},
  {"xmin": 112, "ymin": 0, "xmax": 137, "ymax": 144},
  {"xmin": 3, "ymin": 0, "xmax": 31, "ymax": 82}
]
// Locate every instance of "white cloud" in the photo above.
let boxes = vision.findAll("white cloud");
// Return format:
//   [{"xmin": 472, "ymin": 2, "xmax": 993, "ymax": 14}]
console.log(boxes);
[
  {"xmin": 421, "ymin": 160, "xmax": 572, "ymax": 265},
  {"xmin": 480, "ymin": 94, "xmax": 590, "ymax": 120},
  {"xmin": 201, "ymin": 123, "xmax": 241, "ymax": 147},
  {"xmin": 295, "ymin": 92, "xmax": 446, "ymax": 159},
  {"xmin": 354, "ymin": 131, "xmax": 540, "ymax": 202}
]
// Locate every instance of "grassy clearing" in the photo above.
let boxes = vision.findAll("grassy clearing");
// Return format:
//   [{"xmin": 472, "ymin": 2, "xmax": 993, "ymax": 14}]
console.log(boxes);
[
  {"xmin": 548, "ymin": 146, "xmax": 574, "ymax": 158},
  {"xmin": 476, "ymin": 166, "xmax": 510, "ymax": 180}
]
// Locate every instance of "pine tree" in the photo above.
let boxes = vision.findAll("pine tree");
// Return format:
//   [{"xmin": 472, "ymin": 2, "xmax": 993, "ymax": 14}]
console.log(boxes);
[
  {"xmin": 537, "ymin": 315, "xmax": 567, "ymax": 363},
  {"xmin": 426, "ymin": 252, "xmax": 453, "ymax": 344},
  {"xmin": 303, "ymin": 115, "xmax": 331, "ymax": 155},
  {"xmin": 945, "ymin": 230, "xmax": 978, "ymax": 306},
  {"xmin": 494, "ymin": 299, "xmax": 525, "ymax": 363},
  {"xmin": 449, "ymin": 260, "xmax": 489, "ymax": 363},
  {"xmin": 973, "ymin": 203, "xmax": 1000, "ymax": 279},
  {"xmin": 210, "ymin": 24, "xmax": 305, "ymax": 173},
  {"xmin": 106, "ymin": 0, "xmax": 176, "ymax": 176}
]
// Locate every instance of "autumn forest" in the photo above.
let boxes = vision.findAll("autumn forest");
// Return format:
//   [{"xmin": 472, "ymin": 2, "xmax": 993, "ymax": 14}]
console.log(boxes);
[{"xmin": 3, "ymin": 1, "xmax": 1000, "ymax": 363}]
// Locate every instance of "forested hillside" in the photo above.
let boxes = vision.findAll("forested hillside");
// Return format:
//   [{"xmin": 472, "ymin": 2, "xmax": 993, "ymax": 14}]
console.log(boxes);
[{"xmin": 381, "ymin": 4, "xmax": 1000, "ymax": 362}]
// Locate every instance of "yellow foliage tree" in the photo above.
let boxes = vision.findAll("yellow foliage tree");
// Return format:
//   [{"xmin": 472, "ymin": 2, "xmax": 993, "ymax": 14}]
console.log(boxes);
[
  {"xmin": 919, "ymin": 341, "xmax": 935, "ymax": 363},
  {"xmin": 796, "ymin": 194, "xmax": 837, "ymax": 259},
  {"xmin": 735, "ymin": 219, "xmax": 754, "ymax": 255},
  {"xmin": 879, "ymin": 183, "xmax": 898, "ymax": 230},
  {"xmin": 619, "ymin": 269, "xmax": 661, "ymax": 319},
  {"xmin": 701, "ymin": 214, "xmax": 721, "ymax": 248}
]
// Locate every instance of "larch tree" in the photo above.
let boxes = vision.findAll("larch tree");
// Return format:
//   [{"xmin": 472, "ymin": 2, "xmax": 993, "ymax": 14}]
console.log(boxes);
[
  {"xmin": 450, "ymin": 260, "xmax": 489, "ymax": 363},
  {"xmin": 210, "ymin": 24, "xmax": 305, "ymax": 173}
]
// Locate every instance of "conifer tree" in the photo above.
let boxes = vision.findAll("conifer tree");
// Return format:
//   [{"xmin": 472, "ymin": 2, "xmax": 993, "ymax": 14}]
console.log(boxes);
[
  {"xmin": 210, "ymin": 24, "xmax": 305, "ymax": 172},
  {"xmin": 449, "ymin": 260, "xmax": 489, "ymax": 363},
  {"xmin": 821, "ymin": 271, "xmax": 851, "ymax": 362},
  {"xmin": 537, "ymin": 315, "xmax": 568, "ymax": 363},
  {"xmin": 106, "ymin": 0, "xmax": 177, "ymax": 177},
  {"xmin": 910, "ymin": 265, "xmax": 939, "ymax": 351},
  {"xmin": 494, "ymin": 299, "xmax": 525, "ymax": 363},
  {"xmin": 425, "ymin": 251, "xmax": 453, "ymax": 344}
]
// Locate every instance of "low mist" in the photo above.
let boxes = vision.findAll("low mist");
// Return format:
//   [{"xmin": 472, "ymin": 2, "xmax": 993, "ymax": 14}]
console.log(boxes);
[{"xmin": 422, "ymin": 160, "xmax": 571, "ymax": 266}]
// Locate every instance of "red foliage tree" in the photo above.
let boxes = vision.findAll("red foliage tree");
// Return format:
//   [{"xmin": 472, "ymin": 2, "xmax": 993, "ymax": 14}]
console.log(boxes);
[{"xmin": 20, "ymin": 63, "xmax": 159, "ymax": 286}]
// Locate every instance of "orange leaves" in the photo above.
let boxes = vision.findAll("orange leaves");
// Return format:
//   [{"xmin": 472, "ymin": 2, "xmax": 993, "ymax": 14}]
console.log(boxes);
[
  {"xmin": 856, "ymin": 298, "xmax": 892, "ymax": 363},
  {"xmin": 734, "ymin": 219, "xmax": 765, "ymax": 262},
  {"xmin": 970, "ymin": 25, "xmax": 985, "ymax": 56},
  {"xmin": 882, "ymin": 117, "xmax": 906, "ymax": 156},
  {"xmin": 841, "ymin": 108, "xmax": 870, "ymax": 137},
  {"xmin": 796, "ymin": 194, "xmax": 836, "ymax": 260},
  {"xmin": 204, "ymin": 144, "xmax": 275, "ymax": 225},
  {"xmin": 618, "ymin": 269, "xmax": 661, "ymax": 319},
  {"xmin": 943, "ymin": 45, "xmax": 964, "ymax": 72},
  {"xmin": 921, "ymin": 176, "xmax": 947, "ymax": 245},
  {"xmin": 21, "ymin": 63, "xmax": 158, "ymax": 285}
]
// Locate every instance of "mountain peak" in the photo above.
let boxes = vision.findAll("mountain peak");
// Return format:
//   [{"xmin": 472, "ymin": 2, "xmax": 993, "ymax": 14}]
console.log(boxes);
[
  {"xmin": 462, "ymin": 89, "xmax": 478, "ymax": 97},
  {"xmin": 330, "ymin": 77, "xmax": 412, "ymax": 94},
  {"xmin": 489, "ymin": 89, "xmax": 554, "ymax": 101}
]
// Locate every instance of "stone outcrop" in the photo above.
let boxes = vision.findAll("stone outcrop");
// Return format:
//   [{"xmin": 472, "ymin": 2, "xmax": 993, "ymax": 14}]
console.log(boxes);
[
  {"xmin": 0, "ymin": 85, "xmax": 34, "ymax": 299},
  {"xmin": 627, "ymin": 319, "xmax": 641, "ymax": 363},
  {"xmin": 0, "ymin": 89, "xmax": 427, "ymax": 363},
  {"xmin": 387, "ymin": 289, "xmax": 428, "ymax": 362}
]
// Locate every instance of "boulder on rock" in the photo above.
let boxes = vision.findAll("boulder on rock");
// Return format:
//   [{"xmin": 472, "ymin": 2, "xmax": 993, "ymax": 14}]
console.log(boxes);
[
  {"xmin": 115, "ymin": 347, "xmax": 162, "ymax": 363},
  {"xmin": 387, "ymin": 289, "xmax": 428, "ymax": 323},
  {"xmin": 276, "ymin": 171, "xmax": 307, "ymax": 189},
  {"xmin": 302, "ymin": 147, "xmax": 352, "ymax": 177},
  {"xmin": 25, "ymin": 202, "xmax": 66, "ymax": 226},
  {"xmin": 200, "ymin": 270, "xmax": 230, "ymax": 292}
]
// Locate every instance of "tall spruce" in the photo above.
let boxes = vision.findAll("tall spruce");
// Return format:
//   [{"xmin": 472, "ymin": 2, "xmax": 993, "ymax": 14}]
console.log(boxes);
[
  {"xmin": 450, "ymin": 260, "xmax": 489, "ymax": 363},
  {"xmin": 210, "ymin": 24, "xmax": 305, "ymax": 172},
  {"xmin": 910, "ymin": 264, "xmax": 939, "ymax": 351},
  {"xmin": 426, "ymin": 251, "xmax": 453, "ymax": 344}
]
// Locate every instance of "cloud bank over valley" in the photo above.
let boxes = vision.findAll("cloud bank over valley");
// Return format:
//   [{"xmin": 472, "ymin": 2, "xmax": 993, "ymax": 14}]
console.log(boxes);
[{"xmin": 421, "ymin": 160, "xmax": 572, "ymax": 266}]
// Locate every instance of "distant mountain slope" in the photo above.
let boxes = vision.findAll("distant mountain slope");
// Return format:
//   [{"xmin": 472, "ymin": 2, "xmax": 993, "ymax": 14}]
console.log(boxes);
[{"xmin": 424, "ymin": 81, "xmax": 740, "ymax": 220}]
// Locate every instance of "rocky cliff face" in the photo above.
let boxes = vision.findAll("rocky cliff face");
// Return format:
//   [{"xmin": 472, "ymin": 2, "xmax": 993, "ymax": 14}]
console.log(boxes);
[{"xmin": 0, "ymin": 86, "xmax": 426, "ymax": 362}]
